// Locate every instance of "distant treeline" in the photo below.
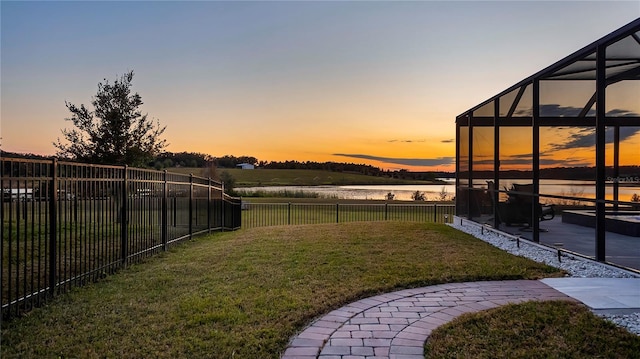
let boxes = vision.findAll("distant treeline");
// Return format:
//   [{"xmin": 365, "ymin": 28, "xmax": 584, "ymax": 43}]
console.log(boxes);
[
  {"xmin": 0, "ymin": 150, "xmax": 452, "ymax": 180},
  {"xmin": 0, "ymin": 151, "xmax": 51, "ymax": 160},
  {"xmin": 153, "ymin": 152, "xmax": 258, "ymax": 169},
  {"xmin": 260, "ymin": 161, "xmax": 453, "ymax": 181},
  {"xmin": 467, "ymin": 166, "xmax": 640, "ymax": 181},
  {"xmin": 153, "ymin": 153, "xmax": 449, "ymax": 181},
  {"xmin": 5, "ymin": 150, "xmax": 638, "ymax": 181}
]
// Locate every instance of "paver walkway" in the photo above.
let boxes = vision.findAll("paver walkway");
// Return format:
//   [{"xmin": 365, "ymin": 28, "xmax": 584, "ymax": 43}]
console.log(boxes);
[{"xmin": 281, "ymin": 280, "xmax": 575, "ymax": 359}]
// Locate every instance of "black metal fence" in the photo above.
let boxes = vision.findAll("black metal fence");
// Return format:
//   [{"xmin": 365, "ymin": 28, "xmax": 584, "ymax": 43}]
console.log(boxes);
[
  {"xmin": 241, "ymin": 202, "xmax": 455, "ymax": 228},
  {"xmin": 1, "ymin": 157, "xmax": 241, "ymax": 319}
]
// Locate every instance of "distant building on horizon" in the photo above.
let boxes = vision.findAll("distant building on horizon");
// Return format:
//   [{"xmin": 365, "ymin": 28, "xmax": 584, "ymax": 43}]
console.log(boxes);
[{"xmin": 236, "ymin": 163, "xmax": 255, "ymax": 170}]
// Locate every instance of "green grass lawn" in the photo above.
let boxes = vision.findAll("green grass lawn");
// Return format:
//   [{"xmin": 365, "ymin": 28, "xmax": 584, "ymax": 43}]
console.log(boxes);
[
  {"xmin": 425, "ymin": 300, "xmax": 640, "ymax": 358},
  {"xmin": 1, "ymin": 222, "xmax": 632, "ymax": 358}
]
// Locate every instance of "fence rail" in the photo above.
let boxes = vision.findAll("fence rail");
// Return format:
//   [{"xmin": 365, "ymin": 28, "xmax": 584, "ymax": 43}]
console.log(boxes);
[
  {"xmin": 241, "ymin": 202, "xmax": 455, "ymax": 228},
  {"xmin": 1, "ymin": 157, "xmax": 241, "ymax": 319}
]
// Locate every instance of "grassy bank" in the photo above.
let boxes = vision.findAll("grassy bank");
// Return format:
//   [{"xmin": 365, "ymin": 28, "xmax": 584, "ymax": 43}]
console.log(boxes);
[
  {"xmin": 235, "ymin": 188, "xmax": 325, "ymax": 198},
  {"xmin": 426, "ymin": 300, "xmax": 640, "ymax": 358},
  {"xmin": 240, "ymin": 201, "xmax": 455, "ymax": 228},
  {"xmin": 2, "ymin": 222, "xmax": 562, "ymax": 358},
  {"xmin": 168, "ymin": 167, "xmax": 442, "ymax": 187}
]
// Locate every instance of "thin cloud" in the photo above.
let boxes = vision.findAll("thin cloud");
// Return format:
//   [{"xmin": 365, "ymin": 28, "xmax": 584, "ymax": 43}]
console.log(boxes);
[
  {"xmin": 607, "ymin": 108, "xmax": 640, "ymax": 117},
  {"xmin": 333, "ymin": 153, "xmax": 454, "ymax": 167},
  {"xmin": 387, "ymin": 139, "xmax": 426, "ymax": 143},
  {"xmin": 540, "ymin": 104, "xmax": 591, "ymax": 117},
  {"xmin": 547, "ymin": 126, "xmax": 640, "ymax": 151},
  {"xmin": 469, "ymin": 151, "xmax": 592, "ymax": 167},
  {"xmin": 492, "ymin": 152, "xmax": 592, "ymax": 167},
  {"xmin": 499, "ymin": 157, "xmax": 590, "ymax": 167},
  {"xmin": 513, "ymin": 104, "xmax": 638, "ymax": 118},
  {"xmin": 441, "ymin": 139, "xmax": 454, "ymax": 143}
]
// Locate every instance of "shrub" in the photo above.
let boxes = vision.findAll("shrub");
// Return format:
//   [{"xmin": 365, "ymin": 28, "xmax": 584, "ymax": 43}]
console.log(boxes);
[{"xmin": 411, "ymin": 190, "xmax": 425, "ymax": 201}]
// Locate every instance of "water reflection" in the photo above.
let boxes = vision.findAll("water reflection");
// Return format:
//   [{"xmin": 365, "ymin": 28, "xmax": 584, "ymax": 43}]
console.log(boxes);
[
  {"xmin": 236, "ymin": 184, "xmax": 454, "ymax": 201},
  {"xmin": 237, "ymin": 179, "xmax": 639, "ymax": 202}
]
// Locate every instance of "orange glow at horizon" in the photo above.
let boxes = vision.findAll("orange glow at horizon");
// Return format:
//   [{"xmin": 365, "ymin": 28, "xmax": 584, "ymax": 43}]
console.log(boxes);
[{"xmin": 459, "ymin": 126, "xmax": 639, "ymax": 174}]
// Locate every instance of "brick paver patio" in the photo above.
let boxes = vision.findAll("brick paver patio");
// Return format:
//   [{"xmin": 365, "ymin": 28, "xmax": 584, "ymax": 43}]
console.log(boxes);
[{"xmin": 281, "ymin": 280, "xmax": 575, "ymax": 359}]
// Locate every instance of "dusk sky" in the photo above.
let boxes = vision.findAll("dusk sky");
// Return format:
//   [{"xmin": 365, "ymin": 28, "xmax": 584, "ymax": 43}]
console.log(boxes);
[{"xmin": 2, "ymin": 1, "xmax": 639, "ymax": 171}]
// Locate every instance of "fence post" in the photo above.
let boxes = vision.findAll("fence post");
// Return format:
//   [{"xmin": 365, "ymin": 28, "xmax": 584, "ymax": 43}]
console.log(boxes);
[
  {"xmin": 207, "ymin": 177, "xmax": 212, "ymax": 233},
  {"xmin": 173, "ymin": 197, "xmax": 177, "ymax": 228},
  {"xmin": 221, "ymin": 183, "xmax": 225, "ymax": 231},
  {"xmin": 0, "ymin": 159, "xmax": 3, "ymax": 316},
  {"xmin": 189, "ymin": 174, "xmax": 193, "ymax": 239},
  {"xmin": 121, "ymin": 165, "xmax": 128, "ymax": 265},
  {"xmin": 385, "ymin": 203, "xmax": 388, "ymax": 221},
  {"xmin": 0, "ymin": 160, "xmax": 3, "ymax": 319},
  {"xmin": 336, "ymin": 203, "xmax": 339, "ymax": 223},
  {"xmin": 433, "ymin": 204, "xmax": 437, "ymax": 223},
  {"xmin": 288, "ymin": 202, "xmax": 291, "ymax": 225},
  {"xmin": 162, "ymin": 170, "xmax": 168, "ymax": 251},
  {"xmin": 48, "ymin": 158, "xmax": 58, "ymax": 296}
]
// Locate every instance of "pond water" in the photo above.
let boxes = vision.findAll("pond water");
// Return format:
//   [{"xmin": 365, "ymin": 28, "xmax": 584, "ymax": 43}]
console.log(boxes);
[{"xmin": 237, "ymin": 178, "xmax": 639, "ymax": 202}]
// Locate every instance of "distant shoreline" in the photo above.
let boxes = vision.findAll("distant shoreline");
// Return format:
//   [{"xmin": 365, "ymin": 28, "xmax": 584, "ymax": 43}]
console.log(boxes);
[{"xmin": 168, "ymin": 167, "xmax": 448, "ymax": 187}]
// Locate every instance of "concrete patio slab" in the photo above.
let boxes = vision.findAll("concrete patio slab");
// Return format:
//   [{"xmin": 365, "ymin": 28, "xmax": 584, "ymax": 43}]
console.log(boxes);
[{"xmin": 541, "ymin": 277, "xmax": 640, "ymax": 314}]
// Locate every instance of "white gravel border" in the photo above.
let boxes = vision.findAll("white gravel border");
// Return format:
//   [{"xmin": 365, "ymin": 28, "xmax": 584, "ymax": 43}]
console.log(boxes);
[{"xmin": 450, "ymin": 216, "xmax": 640, "ymax": 335}]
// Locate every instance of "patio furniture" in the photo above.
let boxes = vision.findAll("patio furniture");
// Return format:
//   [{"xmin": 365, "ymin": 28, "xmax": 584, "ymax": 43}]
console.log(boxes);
[{"xmin": 495, "ymin": 183, "xmax": 555, "ymax": 227}]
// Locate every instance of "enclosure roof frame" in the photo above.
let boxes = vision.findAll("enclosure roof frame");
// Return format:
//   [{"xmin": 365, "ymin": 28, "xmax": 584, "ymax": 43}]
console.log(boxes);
[{"xmin": 457, "ymin": 18, "xmax": 640, "ymax": 122}]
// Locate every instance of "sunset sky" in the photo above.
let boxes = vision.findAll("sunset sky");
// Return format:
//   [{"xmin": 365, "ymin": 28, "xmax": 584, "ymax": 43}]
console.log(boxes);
[{"xmin": 1, "ymin": 1, "xmax": 639, "ymax": 171}]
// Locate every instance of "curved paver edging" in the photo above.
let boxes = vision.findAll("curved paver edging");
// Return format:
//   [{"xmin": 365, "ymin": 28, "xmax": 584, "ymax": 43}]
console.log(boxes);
[{"xmin": 281, "ymin": 280, "xmax": 575, "ymax": 359}]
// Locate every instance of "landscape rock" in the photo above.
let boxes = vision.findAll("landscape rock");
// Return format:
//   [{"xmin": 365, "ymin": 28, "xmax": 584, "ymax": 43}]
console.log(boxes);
[{"xmin": 450, "ymin": 218, "xmax": 640, "ymax": 335}]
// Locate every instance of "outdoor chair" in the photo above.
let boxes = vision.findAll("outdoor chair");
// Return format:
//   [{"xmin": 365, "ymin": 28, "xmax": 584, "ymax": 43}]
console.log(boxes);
[{"xmin": 492, "ymin": 183, "xmax": 555, "ymax": 228}]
